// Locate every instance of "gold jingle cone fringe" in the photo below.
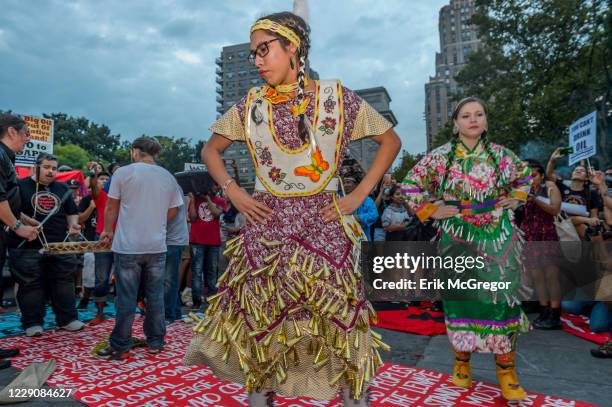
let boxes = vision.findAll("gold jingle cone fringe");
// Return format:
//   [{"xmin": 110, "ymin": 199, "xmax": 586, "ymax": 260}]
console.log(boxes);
[{"xmin": 184, "ymin": 235, "xmax": 389, "ymax": 400}]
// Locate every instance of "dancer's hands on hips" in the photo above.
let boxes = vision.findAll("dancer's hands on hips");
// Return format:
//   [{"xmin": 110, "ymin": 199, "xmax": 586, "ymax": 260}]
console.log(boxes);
[
  {"xmin": 320, "ymin": 192, "xmax": 364, "ymax": 222},
  {"xmin": 226, "ymin": 183, "xmax": 273, "ymax": 225}
]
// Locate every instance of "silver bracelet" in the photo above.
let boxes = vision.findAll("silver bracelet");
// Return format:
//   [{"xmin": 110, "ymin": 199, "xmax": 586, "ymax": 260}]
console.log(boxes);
[{"xmin": 221, "ymin": 178, "xmax": 235, "ymax": 193}]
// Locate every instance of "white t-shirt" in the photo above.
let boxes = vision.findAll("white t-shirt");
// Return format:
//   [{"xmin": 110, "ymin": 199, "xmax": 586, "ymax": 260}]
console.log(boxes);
[{"xmin": 108, "ymin": 162, "xmax": 183, "ymax": 254}]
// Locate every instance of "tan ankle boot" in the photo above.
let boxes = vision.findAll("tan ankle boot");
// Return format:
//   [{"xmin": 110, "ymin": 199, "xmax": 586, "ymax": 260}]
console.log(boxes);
[
  {"xmin": 495, "ymin": 352, "xmax": 527, "ymax": 401},
  {"xmin": 452, "ymin": 351, "xmax": 472, "ymax": 388}
]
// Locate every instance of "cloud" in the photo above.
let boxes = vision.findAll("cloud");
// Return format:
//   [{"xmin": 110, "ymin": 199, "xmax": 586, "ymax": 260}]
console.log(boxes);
[
  {"xmin": 0, "ymin": 0, "xmax": 448, "ymax": 156},
  {"xmin": 174, "ymin": 50, "xmax": 202, "ymax": 65}
]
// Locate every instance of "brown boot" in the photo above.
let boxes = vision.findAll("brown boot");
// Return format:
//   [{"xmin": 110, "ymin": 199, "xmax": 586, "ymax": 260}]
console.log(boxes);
[
  {"xmin": 452, "ymin": 351, "xmax": 472, "ymax": 388},
  {"xmin": 495, "ymin": 352, "xmax": 527, "ymax": 401}
]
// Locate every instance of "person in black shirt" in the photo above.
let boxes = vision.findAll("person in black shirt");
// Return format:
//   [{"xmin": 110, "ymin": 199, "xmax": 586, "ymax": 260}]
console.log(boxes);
[
  {"xmin": 8, "ymin": 153, "xmax": 84, "ymax": 337},
  {"xmin": 0, "ymin": 114, "xmax": 39, "ymax": 367},
  {"xmin": 546, "ymin": 148, "xmax": 603, "ymax": 238}
]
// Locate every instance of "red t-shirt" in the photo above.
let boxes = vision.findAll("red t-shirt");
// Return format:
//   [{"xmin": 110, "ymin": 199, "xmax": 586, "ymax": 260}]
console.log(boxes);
[
  {"xmin": 189, "ymin": 196, "xmax": 227, "ymax": 246},
  {"xmin": 93, "ymin": 190, "xmax": 117, "ymax": 235}
]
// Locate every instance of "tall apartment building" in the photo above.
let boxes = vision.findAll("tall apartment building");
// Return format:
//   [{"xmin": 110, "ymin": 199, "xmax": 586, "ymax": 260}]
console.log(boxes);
[
  {"xmin": 350, "ymin": 87, "xmax": 398, "ymax": 172},
  {"xmin": 424, "ymin": 0, "xmax": 481, "ymax": 150}
]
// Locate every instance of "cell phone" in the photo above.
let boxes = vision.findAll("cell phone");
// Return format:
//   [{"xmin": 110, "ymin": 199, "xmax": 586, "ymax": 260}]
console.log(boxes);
[{"xmin": 559, "ymin": 146, "xmax": 574, "ymax": 156}]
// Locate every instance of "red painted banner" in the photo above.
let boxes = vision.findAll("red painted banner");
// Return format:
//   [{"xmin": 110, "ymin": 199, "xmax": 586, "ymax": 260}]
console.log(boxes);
[{"xmin": 0, "ymin": 318, "xmax": 595, "ymax": 406}]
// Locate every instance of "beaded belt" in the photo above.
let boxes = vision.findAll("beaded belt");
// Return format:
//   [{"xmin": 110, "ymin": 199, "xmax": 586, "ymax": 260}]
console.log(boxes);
[
  {"xmin": 254, "ymin": 177, "xmax": 339, "ymax": 193},
  {"xmin": 445, "ymin": 198, "xmax": 499, "ymax": 214}
]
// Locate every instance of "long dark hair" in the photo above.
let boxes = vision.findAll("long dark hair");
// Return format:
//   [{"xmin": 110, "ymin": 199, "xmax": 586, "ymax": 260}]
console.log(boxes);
[
  {"xmin": 0, "ymin": 114, "xmax": 26, "ymax": 138},
  {"xmin": 438, "ymin": 97, "xmax": 501, "ymax": 195},
  {"xmin": 256, "ymin": 12, "xmax": 311, "ymax": 143}
]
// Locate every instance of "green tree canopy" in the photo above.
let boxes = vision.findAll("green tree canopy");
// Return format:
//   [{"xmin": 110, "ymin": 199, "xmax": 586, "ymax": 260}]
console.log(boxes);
[
  {"xmin": 42, "ymin": 113, "xmax": 121, "ymax": 164},
  {"xmin": 54, "ymin": 143, "xmax": 91, "ymax": 171},
  {"xmin": 435, "ymin": 0, "xmax": 611, "ymax": 168},
  {"xmin": 152, "ymin": 135, "xmax": 197, "ymax": 174},
  {"xmin": 392, "ymin": 150, "xmax": 424, "ymax": 182}
]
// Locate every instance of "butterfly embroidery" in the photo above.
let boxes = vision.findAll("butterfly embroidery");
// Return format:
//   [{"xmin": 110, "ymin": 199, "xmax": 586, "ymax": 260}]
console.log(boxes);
[
  {"xmin": 347, "ymin": 220, "xmax": 361, "ymax": 236},
  {"xmin": 261, "ymin": 86, "xmax": 290, "ymax": 104},
  {"xmin": 294, "ymin": 147, "xmax": 329, "ymax": 182}
]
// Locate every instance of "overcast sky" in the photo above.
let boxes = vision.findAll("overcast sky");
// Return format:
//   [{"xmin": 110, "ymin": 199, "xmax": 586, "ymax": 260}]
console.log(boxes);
[{"xmin": 1, "ymin": 0, "xmax": 448, "ymax": 155}]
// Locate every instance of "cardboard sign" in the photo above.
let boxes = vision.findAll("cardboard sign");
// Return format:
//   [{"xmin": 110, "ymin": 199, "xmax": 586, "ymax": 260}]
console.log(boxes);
[
  {"xmin": 568, "ymin": 111, "xmax": 597, "ymax": 166},
  {"xmin": 15, "ymin": 115, "xmax": 54, "ymax": 167}
]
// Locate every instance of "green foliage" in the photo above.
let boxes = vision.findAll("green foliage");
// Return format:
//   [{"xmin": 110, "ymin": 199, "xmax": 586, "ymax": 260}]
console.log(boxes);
[
  {"xmin": 42, "ymin": 113, "xmax": 121, "ymax": 164},
  {"xmin": 447, "ymin": 0, "xmax": 610, "ymax": 166},
  {"xmin": 54, "ymin": 143, "xmax": 91, "ymax": 171},
  {"xmin": 152, "ymin": 135, "xmax": 197, "ymax": 174},
  {"xmin": 392, "ymin": 150, "xmax": 424, "ymax": 182}
]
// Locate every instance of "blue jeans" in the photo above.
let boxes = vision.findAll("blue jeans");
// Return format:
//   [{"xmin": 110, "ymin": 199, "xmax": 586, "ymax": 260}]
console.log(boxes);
[
  {"xmin": 562, "ymin": 300, "xmax": 612, "ymax": 333},
  {"xmin": 164, "ymin": 245, "xmax": 185, "ymax": 321},
  {"xmin": 110, "ymin": 253, "xmax": 166, "ymax": 352},
  {"xmin": 190, "ymin": 244, "xmax": 219, "ymax": 305},
  {"xmin": 93, "ymin": 234, "xmax": 114, "ymax": 302}
]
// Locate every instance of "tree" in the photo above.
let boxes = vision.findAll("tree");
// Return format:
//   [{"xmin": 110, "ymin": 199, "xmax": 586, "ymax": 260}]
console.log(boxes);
[
  {"xmin": 54, "ymin": 143, "xmax": 91, "ymax": 171},
  {"xmin": 113, "ymin": 140, "xmax": 133, "ymax": 167},
  {"xmin": 392, "ymin": 150, "xmax": 424, "ymax": 182},
  {"xmin": 42, "ymin": 113, "xmax": 121, "ymax": 164},
  {"xmin": 152, "ymin": 135, "xmax": 197, "ymax": 174},
  {"xmin": 441, "ymin": 0, "xmax": 611, "ymax": 167}
]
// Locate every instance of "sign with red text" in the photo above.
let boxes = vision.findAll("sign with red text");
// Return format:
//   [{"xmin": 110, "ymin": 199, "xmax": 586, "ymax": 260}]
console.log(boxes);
[{"xmin": 15, "ymin": 115, "xmax": 54, "ymax": 167}]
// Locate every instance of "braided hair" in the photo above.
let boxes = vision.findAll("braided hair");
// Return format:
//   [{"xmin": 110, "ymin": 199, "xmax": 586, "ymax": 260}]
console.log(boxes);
[
  {"xmin": 438, "ymin": 97, "xmax": 501, "ymax": 196},
  {"xmin": 258, "ymin": 12, "xmax": 311, "ymax": 143}
]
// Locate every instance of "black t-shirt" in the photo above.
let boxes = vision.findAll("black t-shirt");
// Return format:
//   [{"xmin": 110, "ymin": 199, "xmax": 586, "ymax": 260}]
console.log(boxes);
[
  {"xmin": 555, "ymin": 180, "xmax": 603, "ymax": 212},
  {"xmin": 78, "ymin": 195, "xmax": 97, "ymax": 241},
  {"xmin": 9, "ymin": 178, "xmax": 78, "ymax": 249}
]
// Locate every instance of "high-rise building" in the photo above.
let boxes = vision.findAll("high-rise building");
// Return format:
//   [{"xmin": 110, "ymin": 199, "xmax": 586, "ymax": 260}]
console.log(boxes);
[
  {"xmin": 424, "ymin": 0, "xmax": 481, "ymax": 150},
  {"xmin": 350, "ymin": 87, "xmax": 398, "ymax": 172}
]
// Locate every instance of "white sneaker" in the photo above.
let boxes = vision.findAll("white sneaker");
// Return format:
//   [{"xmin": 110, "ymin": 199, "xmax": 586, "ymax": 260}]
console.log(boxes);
[
  {"xmin": 59, "ymin": 320, "xmax": 85, "ymax": 332},
  {"xmin": 181, "ymin": 288, "xmax": 193, "ymax": 307},
  {"xmin": 25, "ymin": 325, "xmax": 43, "ymax": 337}
]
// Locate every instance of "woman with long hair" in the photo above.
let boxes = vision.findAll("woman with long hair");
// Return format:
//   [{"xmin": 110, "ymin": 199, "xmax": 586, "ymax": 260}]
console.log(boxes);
[
  {"xmin": 184, "ymin": 11, "xmax": 401, "ymax": 406},
  {"xmin": 520, "ymin": 160, "xmax": 562, "ymax": 329},
  {"xmin": 401, "ymin": 97, "xmax": 532, "ymax": 401}
]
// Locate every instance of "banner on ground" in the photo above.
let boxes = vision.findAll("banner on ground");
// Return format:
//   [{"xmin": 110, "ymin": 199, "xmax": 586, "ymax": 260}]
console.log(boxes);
[
  {"xmin": 568, "ymin": 111, "xmax": 597, "ymax": 166},
  {"xmin": 16, "ymin": 115, "xmax": 54, "ymax": 167}
]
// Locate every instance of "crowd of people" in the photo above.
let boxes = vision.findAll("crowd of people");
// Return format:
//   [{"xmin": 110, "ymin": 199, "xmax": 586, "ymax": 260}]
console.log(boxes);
[{"xmin": 0, "ymin": 9, "xmax": 610, "ymax": 407}]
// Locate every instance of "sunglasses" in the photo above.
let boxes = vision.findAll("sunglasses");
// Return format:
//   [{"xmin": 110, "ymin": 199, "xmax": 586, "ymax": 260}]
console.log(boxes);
[{"xmin": 248, "ymin": 39, "xmax": 279, "ymax": 65}]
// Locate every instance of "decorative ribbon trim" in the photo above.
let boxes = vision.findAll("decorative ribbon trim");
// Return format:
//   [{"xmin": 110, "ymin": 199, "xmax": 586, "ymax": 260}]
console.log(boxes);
[
  {"xmin": 512, "ymin": 174, "xmax": 534, "ymax": 185},
  {"xmin": 415, "ymin": 202, "xmax": 438, "ymax": 222},
  {"xmin": 509, "ymin": 190, "xmax": 528, "ymax": 200},
  {"xmin": 401, "ymin": 187, "xmax": 422, "ymax": 194},
  {"xmin": 250, "ymin": 19, "xmax": 301, "ymax": 48},
  {"xmin": 445, "ymin": 315, "xmax": 522, "ymax": 327},
  {"xmin": 445, "ymin": 199, "xmax": 498, "ymax": 210}
]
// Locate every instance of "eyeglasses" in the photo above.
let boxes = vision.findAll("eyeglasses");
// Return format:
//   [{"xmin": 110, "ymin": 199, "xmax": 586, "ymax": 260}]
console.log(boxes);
[{"xmin": 248, "ymin": 39, "xmax": 279, "ymax": 65}]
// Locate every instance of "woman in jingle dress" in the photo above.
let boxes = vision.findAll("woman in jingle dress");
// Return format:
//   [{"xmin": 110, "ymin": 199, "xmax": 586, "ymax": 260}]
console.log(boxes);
[
  {"xmin": 401, "ymin": 97, "xmax": 532, "ymax": 401},
  {"xmin": 184, "ymin": 11, "xmax": 401, "ymax": 407}
]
